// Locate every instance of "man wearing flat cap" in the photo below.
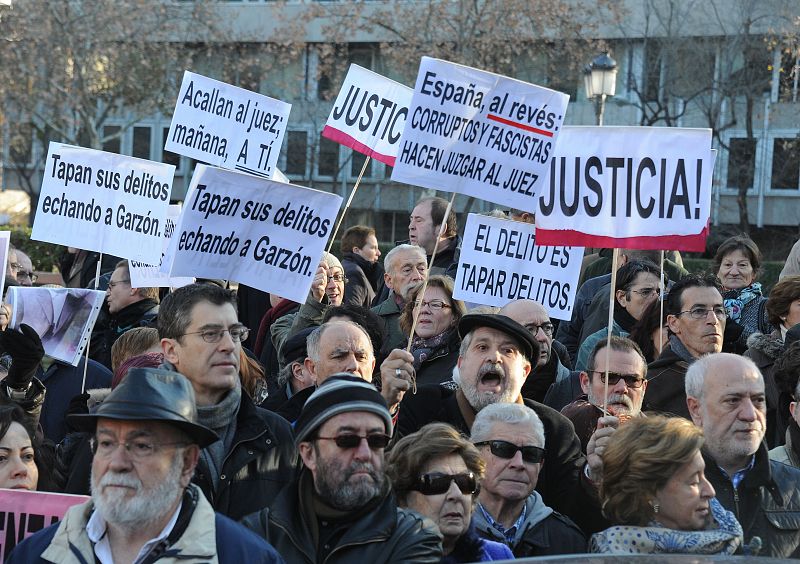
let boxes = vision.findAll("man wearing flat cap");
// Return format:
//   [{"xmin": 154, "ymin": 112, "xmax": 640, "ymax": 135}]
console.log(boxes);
[
  {"xmin": 243, "ymin": 374, "xmax": 442, "ymax": 563},
  {"xmin": 395, "ymin": 313, "xmax": 584, "ymax": 517},
  {"xmin": 9, "ymin": 368, "xmax": 284, "ymax": 564}
]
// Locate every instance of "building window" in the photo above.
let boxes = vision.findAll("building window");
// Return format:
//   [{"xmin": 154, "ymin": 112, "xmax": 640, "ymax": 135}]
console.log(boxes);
[
  {"xmin": 775, "ymin": 49, "xmax": 799, "ymax": 102},
  {"xmin": 351, "ymin": 151, "xmax": 372, "ymax": 178},
  {"xmin": 317, "ymin": 134, "xmax": 339, "ymax": 177},
  {"xmin": 285, "ymin": 130, "xmax": 308, "ymax": 176},
  {"xmin": 162, "ymin": 127, "xmax": 182, "ymax": 168},
  {"xmin": 102, "ymin": 126, "xmax": 121, "ymax": 154},
  {"xmin": 132, "ymin": 126, "xmax": 152, "ymax": 160},
  {"xmin": 726, "ymin": 138, "xmax": 756, "ymax": 191},
  {"xmin": 771, "ymin": 137, "xmax": 800, "ymax": 190}
]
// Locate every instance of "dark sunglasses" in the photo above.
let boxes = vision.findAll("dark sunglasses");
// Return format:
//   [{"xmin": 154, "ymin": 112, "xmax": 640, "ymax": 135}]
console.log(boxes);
[
  {"xmin": 475, "ymin": 440, "xmax": 546, "ymax": 464},
  {"xmin": 590, "ymin": 371, "xmax": 646, "ymax": 389},
  {"xmin": 315, "ymin": 433, "xmax": 391, "ymax": 450},
  {"xmin": 412, "ymin": 472, "xmax": 479, "ymax": 496}
]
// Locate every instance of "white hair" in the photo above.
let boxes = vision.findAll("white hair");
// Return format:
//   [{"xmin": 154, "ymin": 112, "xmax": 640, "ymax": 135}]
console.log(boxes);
[
  {"xmin": 470, "ymin": 403, "xmax": 545, "ymax": 448},
  {"xmin": 685, "ymin": 352, "xmax": 762, "ymax": 401},
  {"xmin": 383, "ymin": 243, "xmax": 425, "ymax": 274}
]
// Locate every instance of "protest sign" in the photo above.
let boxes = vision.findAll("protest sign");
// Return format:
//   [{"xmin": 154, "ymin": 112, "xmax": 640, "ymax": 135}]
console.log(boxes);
[
  {"xmin": 534, "ymin": 126, "xmax": 713, "ymax": 250},
  {"xmin": 0, "ymin": 232, "xmax": 10, "ymax": 301},
  {"xmin": 165, "ymin": 71, "xmax": 291, "ymax": 179},
  {"xmin": 163, "ymin": 165, "xmax": 342, "ymax": 303},
  {"xmin": 7, "ymin": 287, "xmax": 105, "ymax": 366},
  {"xmin": 129, "ymin": 205, "xmax": 194, "ymax": 289},
  {"xmin": 31, "ymin": 143, "xmax": 173, "ymax": 264},
  {"xmin": 454, "ymin": 214, "xmax": 582, "ymax": 319},
  {"xmin": 0, "ymin": 489, "xmax": 89, "ymax": 562},
  {"xmin": 322, "ymin": 64, "xmax": 412, "ymax": 166},
  {"xmin": 391, "ymin": 57, "xmax": 569, "ymax": 212}
]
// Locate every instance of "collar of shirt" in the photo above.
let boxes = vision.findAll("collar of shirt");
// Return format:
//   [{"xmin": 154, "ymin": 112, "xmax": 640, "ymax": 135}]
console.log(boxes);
[
  {"xmin": 477, "ymin": 501, "xmax": 527, "ymax": 545},
  {"xmin": 87, "ymin": 501, "xmax": 182, "ymax": 564},
  {"xmin": 717, "ymin": 455, "xmax": 756, "ymax": 490}
]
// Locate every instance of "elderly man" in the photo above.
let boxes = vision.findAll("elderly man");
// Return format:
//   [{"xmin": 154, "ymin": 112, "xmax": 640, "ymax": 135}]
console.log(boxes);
[
  {"xmin": 395, "ymin": 313, "xmax": 583, "ymax": 515},
  {"xmin": 686, "ymin": 353, "xmax": 800, "ymax": 557},
  {"xmin": 14, "ymin": 250, "xmax": 36, "ymax": 287},
  {"xmin": 471, "ymin": 402, "xmax": 586, "ymax": 557},
  {"xmin": 262, "ymin": 326, "xmax": 316, "ymax": 412},
  {"xmin": 408, "ymin": 196, "xmax": 460, "ymax": 276},
  {"xmin": 9, "ymin": 368, "xmax": 283, "ymax": 563},
  {"xmin": 243, "ymin": 375, "xmax": 442, "ymax": 562},
  {"xmin": 372, "ymin": 244, "xmax": 426, "ymax": 352},
  {"xmin": 562, "ymin": 336, "xmax": 648, "ymax": 451},
  {"xmin": 159, "ymin": 283, "xmax": 298, "ymax": 520},
  {"xmin": 645, "ymin": 274, "xmax": 727, "ymax": 419}
]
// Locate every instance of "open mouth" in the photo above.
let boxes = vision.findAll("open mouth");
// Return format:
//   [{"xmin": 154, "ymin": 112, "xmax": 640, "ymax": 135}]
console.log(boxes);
[{"xmin": 478, "ymin": 366, "xmax": 504, "ymax": 391}]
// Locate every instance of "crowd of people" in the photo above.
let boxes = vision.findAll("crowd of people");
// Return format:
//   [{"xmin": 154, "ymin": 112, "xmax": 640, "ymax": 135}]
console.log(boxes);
[{"xmin": 1, "ymin": 197, "xmax": 800, "ymax": 562}]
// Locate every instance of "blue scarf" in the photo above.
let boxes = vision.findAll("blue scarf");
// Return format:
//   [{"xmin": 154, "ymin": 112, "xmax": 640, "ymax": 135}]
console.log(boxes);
[{"xmin": 723, "ymin": 282, "xmax": 762, "ymax": 324}]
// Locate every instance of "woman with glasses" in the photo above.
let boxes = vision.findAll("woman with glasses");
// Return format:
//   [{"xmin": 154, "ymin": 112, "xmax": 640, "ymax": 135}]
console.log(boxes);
[
  {"xmin": 399, "ymin": 275, "xmax": 466, "ymax": 387},
  {"xmin": 592, "ymin": 416, "xmax": 743, "ymax": 555},
  {"xmin": 387, "ymin": 422, "xmax": 513, "ymax": 562}
]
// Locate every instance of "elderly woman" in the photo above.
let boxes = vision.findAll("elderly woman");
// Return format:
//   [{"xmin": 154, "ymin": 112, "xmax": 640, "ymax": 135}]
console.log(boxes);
[
  {"xmin": 388, "ymin": 422, "xmax": 513, "ymax": 562},
  {"xmin": 746, "ymin": 275, "xmax": 800, "ymax": 446},
  {"xmin": 714, "ymin": 235, "xmax": 772, "ymax": 349},
  {"xmin": 592, "ymin": 416, "xmax": 742, "ymax": 555},
  {"xmin": 399, "ymin": 275, "xmax": 466, "ymax": 386}
]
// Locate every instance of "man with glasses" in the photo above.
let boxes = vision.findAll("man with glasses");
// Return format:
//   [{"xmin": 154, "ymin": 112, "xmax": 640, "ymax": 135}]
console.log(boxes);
[
  {"xmin": 471, "ymin": 402, "xmax": 586, "ymax": 557},
  {"xmin": 14, "ymin": 250, "xmax": 37, "ymax": 286},
  {"xmin": 159, "ymin": 283, "xmax": 299, "ymax": 520},
  {"xmin": 243, "ymin": 374, "xmax": 442, "ymax": 562},
  {"xmin": 9, "ymin": 367, "xmax": 283, "ymax": 563},
  {"xmin": 646, "ymin": 274, "xmax": 726, "ymax": 420}
]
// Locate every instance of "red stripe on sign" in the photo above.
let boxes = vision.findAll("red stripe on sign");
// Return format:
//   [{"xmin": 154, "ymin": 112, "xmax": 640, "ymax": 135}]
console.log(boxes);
[
  {"xmin": 535, "ymin": 229, "xmax": 708, "ymax": 252},
  {"xmin": 321, "ymin": 126, "xmax": 396, "ymax": 167},
  {"xmin": 486, "ymin": 114, "xmax": 554, "ymax": 137}
]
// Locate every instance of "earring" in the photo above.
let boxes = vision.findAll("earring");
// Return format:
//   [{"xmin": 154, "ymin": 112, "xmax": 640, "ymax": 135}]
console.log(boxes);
[{"xmin": 652, "ymin": 501, "xmax": 660, "ymax": 514}]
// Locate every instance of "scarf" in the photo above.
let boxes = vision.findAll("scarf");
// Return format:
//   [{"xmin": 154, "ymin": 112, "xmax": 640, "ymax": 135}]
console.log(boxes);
[
  {"xmin": 196, "ymin": 384, "xmax": 242, "ymax": 493},
  {"xmin": 723, "ymin": 283, "xmax": 762, "ymax": 324},
  {"xmin": 614, "ymin": 302, "xmax": 638, "ymax": 333},
  {"xmin": 591, "ymin": 497, "xmax": 742, "ymax": 555},
  {"xmin": 668, "ymin": 334, "xmax": 696, "ymax": 363},
  {"xmin": 411, "ymin": 327, "xmax": 457, "ymax": 370}
]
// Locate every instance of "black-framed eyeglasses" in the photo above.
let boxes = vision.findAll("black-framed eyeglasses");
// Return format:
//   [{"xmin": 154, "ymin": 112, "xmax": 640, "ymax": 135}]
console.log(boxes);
[
  {"xmin": 526, "ymin": 323, "xmax": 554, "ymax": 337},
  {"xmin": 629, "ymin": 287, "xmax": 661, "ymax": 298},
  {"xmin": 181, "ymin": 325, "xmax": 249, "ymax": 343},
  {"xmin": 89, "ymin": 437, "xmax": 188, "ymax": 461},
  {"xmin": 676, "ymin": 307, "xmax": 727, "ymax": 321},
  {"xmin": 475, "ymin": 440, "xmax": 546, "ymax": 464},
  {"xmin": 7, "ymin": 262, "xmax": 20, "ymax": 272},
  {"xmin": 315, "ymin": 433, "xmax": 391, "ymax": 450},
  {"xmin": 590, "ymin": 371, "xmax": 646, "ymax": 389},
  {"xmin": 415, "ymin": 299, "xmax": 451, "ymax": 311},
  {"xmin": 107, "ymin": 279, "xmax": 131, "ymax": 289},
  {"xmin": 16, "ymin": 270, "xmax": 38, "ymax": 283},
  {"xmin": 327, "ymin": 274, "xmax": 347, "ymax": 284},
  {"xmin": 412, "ymin": 472, "xmax": 479, "ymax": 496}
]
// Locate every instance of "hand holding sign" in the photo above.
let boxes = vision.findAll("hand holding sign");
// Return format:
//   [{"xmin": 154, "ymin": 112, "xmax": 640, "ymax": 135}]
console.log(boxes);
[{"xmin": 310, "ymin": 262, "xmax": 329, "ymax": 302}]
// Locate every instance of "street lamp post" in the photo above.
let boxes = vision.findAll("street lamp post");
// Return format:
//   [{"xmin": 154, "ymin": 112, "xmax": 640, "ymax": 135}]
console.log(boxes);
[{"xmin": 583, "ymin": 52, "xmax": 618, "ymax": 126}]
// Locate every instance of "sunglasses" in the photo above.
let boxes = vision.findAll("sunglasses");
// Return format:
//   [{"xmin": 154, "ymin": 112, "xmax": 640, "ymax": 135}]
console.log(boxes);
[
  {"xmin": 412, "ymin": 472, "xmax": 479, "ymax": 496},
  {"xmin": 590, "ymin": 371, "xmax": 646, "ymax": 389},
  {"xmin": 315, "ymin": 433, "xmax": 391, "ymax": 450},
  {"xmin": 475, "ymin": 440, "xmax": 546, "ymax": 464}
]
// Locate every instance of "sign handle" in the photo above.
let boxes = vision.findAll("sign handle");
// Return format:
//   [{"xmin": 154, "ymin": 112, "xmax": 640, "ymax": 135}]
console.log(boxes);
[
  {"xmin": 326, "ymin": 156, "xmax": 371, "ymax": 255},
  {"xmin": 405, "ymin": 192, "xmax": 457, "ymax": 394},
  {"xmin": 80, "ymin": 252, "xmax": 103, "ymax": 394},
  {"xmin": 659, "ymin": 250, "xmax": 665, "ymax": 356},
  {"xmin": 602, "ymin": 248, "xmax": 619, "ymax": 417}
]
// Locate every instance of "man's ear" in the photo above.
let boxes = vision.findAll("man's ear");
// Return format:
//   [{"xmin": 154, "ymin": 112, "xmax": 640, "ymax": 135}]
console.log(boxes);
[
  {"xmin": 304, "ymin": 358, "xmax": 317, "ymax": 380},
  {"xmin": 579, "ymin": 371, "xmax": 590, "ymax": 394},
  {"xmin": 298, "ymin": 441, "xmax": 317, "ymax": 473},
  {"xmin": 162, "ymin": 338, "xmax": 180, "ymax": 365},
  {"xmin": 383, "ymin": 271, "xmax": 394, "ymax": 291},
  {"xmin": 687, "ymin": 396, "xmax": 703, "ymax": 427},
  {"xmin": 180, "ymin": 445, "xmax": 201, "ymax": 487},
  {"xmin": 666, "ymin": 314, "xmax": 680, "ymax": 336},
  {"xmin": 615, "ymin": 289, "xmax": 628, "ymax": 308}
]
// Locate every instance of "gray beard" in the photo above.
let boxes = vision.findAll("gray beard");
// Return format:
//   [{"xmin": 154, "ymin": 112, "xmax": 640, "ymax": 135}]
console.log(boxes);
[{"xmin": 314, "ymin": 454, "xmax": 385, "ymax": 510}]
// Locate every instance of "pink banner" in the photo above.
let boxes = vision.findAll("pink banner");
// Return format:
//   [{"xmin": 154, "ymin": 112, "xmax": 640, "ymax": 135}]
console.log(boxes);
[
  {"xmin": 535, "ymin": 223, "xmax": 710, "ymax": 253},
  {"xmin": 322, "ymin": 125, "xmax": 396, "ymax": 167}
]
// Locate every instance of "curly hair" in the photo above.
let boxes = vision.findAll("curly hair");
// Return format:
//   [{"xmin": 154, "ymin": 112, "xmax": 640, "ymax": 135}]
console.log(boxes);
[
  {"xmin": 399, "ymin": 275, "xmax": 465, "ymax": 337},
  {"xmin": 387, "ymin": 422, "xmax": 485, "ymax": 505},
  {"xmin": 600, "ymin": 416, "xmax": 704, "ymax": 526}
]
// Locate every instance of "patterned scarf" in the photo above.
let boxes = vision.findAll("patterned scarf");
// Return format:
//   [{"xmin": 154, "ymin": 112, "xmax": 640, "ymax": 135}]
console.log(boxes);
[
  {"xmin": 723, "ymin": 283, "xmax": 762, "ymax": 324},
  {"xmin": 410, "ymin": 326, "xmax": 456, "ymax": 371}
]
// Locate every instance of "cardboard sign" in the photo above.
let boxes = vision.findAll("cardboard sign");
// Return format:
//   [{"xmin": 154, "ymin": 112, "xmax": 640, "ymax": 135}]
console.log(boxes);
[
  {"xmin": 0, "ymin": 489, "xmax": 89, "ymax": 562},
  {"xmin": 165, "ymin": 71, "xmax": 291, "ymax": 179},
  {"xmin": 535, "ymin": 126, "xmax": 713, "ymax": 249},
  {"xmin": 391, "ymin": 57, "xmax": 569, "ymax": 212},
  {"xmin": 163, "ymin": 165, "xmax": 342, "ymax": 302},
  {"xmin": 322, "ymin": 64, "xmax": 412, "ymax": 166},
  {"xmin": 129, "ymin": 205, "xmax": 194, "ymax": 289},
  {"xmin": 31, "ymin": 143, "xmax": 173, "ymax": 264},
  {"xmin": 7, "ymin": 287, "xmax": 105, "ymax": 366},
  {"xmin": 454, "ymin": 214, "xmax": 582, "ymax": 319}
]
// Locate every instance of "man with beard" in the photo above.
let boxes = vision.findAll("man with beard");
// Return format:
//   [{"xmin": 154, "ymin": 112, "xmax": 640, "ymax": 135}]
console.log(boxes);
[
  {"xmin": 243, "ymin": 375, "xmax": 442, "ymax": 562},
  {"xmin": 395, "ymin": 313, "xmax": 584, "ymax": 516},
  {"xmin": 687, "ymin": 353, "xmax": 800, "ymax": 558},
  {"xmin": 372, "ymin": 244, "xmax": 426, "ymax": 353},
  {"xmin": 561, "ymin": 336, "xmax": 648, "ymax": 452},
  {"xmin": 9, "ymin": 368, "xmax": 282, "ymax": 563}
]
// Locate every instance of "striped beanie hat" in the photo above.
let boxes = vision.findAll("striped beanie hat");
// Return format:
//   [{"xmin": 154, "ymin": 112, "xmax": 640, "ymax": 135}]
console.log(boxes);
[{"xmin": 294, "ymin": 374, "xmax": 392, "ymax": 445}]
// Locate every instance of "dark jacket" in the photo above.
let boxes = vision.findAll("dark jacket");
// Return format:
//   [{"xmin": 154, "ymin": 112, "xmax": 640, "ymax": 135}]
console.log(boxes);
[
  {"xmin": 543, "ymin": 370, "xmax": 583, "ymax": 413},
  {"xmin": 703, "ymin": 443, "xmax": 800, "ymax": 558},
  {"xmin": 242, "ymin": 474, "xmax": 443, "ymax": 563},
  {"xmin": 555, "ymin": 273, "xmax": 611, "ymax": 363},
  {"xmin": 644, "ymin": 346, "xmax": 691, "ymax": 419},
  {"xmin": 521, "ymin": 352, "xmax": 572, "ymax": 404},
  {"xmin": 342, "ymin": 252, "xmax": 383, "ymax": 308},
  {"xmin": 7, "ymin": 484, "xmax": 285, "ymax": 564},
  {"xmin": 90, "ymin": 298, "xmax": 159, "ymax": 370},
  {"xmin": 745, "ymin": 330, "xmax": 786, "ymax": 448},
  {"xmin": 409, "ymin": 329, "xmax": 461, "ymax": 387},
  {"xmin": 58, "ymin": 250, "xmax": 120, "ymax": 289},
  {"xmin": 193, "ymin": 392, "xmax": 300, "ymax": 521},
  {"xmin": 371, "ymin": 292, "xmax": 406, "ymax": 354},
  {"xmin": 396, "ymin": 385, "xmax": 584, "ymax": 517}
]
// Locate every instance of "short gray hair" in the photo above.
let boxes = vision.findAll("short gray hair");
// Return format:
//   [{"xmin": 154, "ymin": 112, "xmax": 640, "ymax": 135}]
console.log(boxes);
[
  {"xmin": 276, "ymin": 361, "xmax": 297, "ymax": 388},
  {"xmin": 384, "ymin": 243, "xmax": 425, "ymax": 274},
  {"xmin": 471, "ymin": 403, "xmax": 545, "ymax": 448},
  {"xmin": 685, "ymin": 352, "xmax": 762, "ymax": 401},
  {"xmin": 306, "ymin": 320, "xmax": 373, "ymax": 363}
]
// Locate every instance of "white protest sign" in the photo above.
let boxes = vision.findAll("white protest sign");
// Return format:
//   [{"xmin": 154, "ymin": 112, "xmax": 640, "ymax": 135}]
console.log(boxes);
[
  {"xmin": 391, "ymin": 57, "xmax": 569, "ymax": 212},
  {"xmin": 129, "ymin": 205, "xmax": 194, "ymax": 289},
  {"xmin": 7, "ymin": 287, "xmax": 105, "ymax": 366},
  {"xmin": 163, "ymin": 165, "xmax": 342, "ymax": 303},
  {"xmin": 535, "ymin": 126, "xmax": 713, "ymax": 246},
  {"xmin": 31, "ymin": 143, "xmax": 173, "ymax": 264},
  {"xmin": 322, "ymin": 64, "xmax": 412, "ymax": 166},
  {"xmin": 454, "ymin": 214, "xmax": 582, "ymax": 320},
  {"xmin": 165, "ymin": 71, "xmax": 291, "ymax": 179}
]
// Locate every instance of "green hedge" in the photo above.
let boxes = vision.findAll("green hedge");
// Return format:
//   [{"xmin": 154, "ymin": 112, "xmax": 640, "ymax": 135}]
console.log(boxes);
[
  {"xmin": 683, "ymin": 258, "xmax": 783, "ymax": 294},
  {"xmin": 0, "ymin": 227, "xmax": 63, "ymax": 272}
]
